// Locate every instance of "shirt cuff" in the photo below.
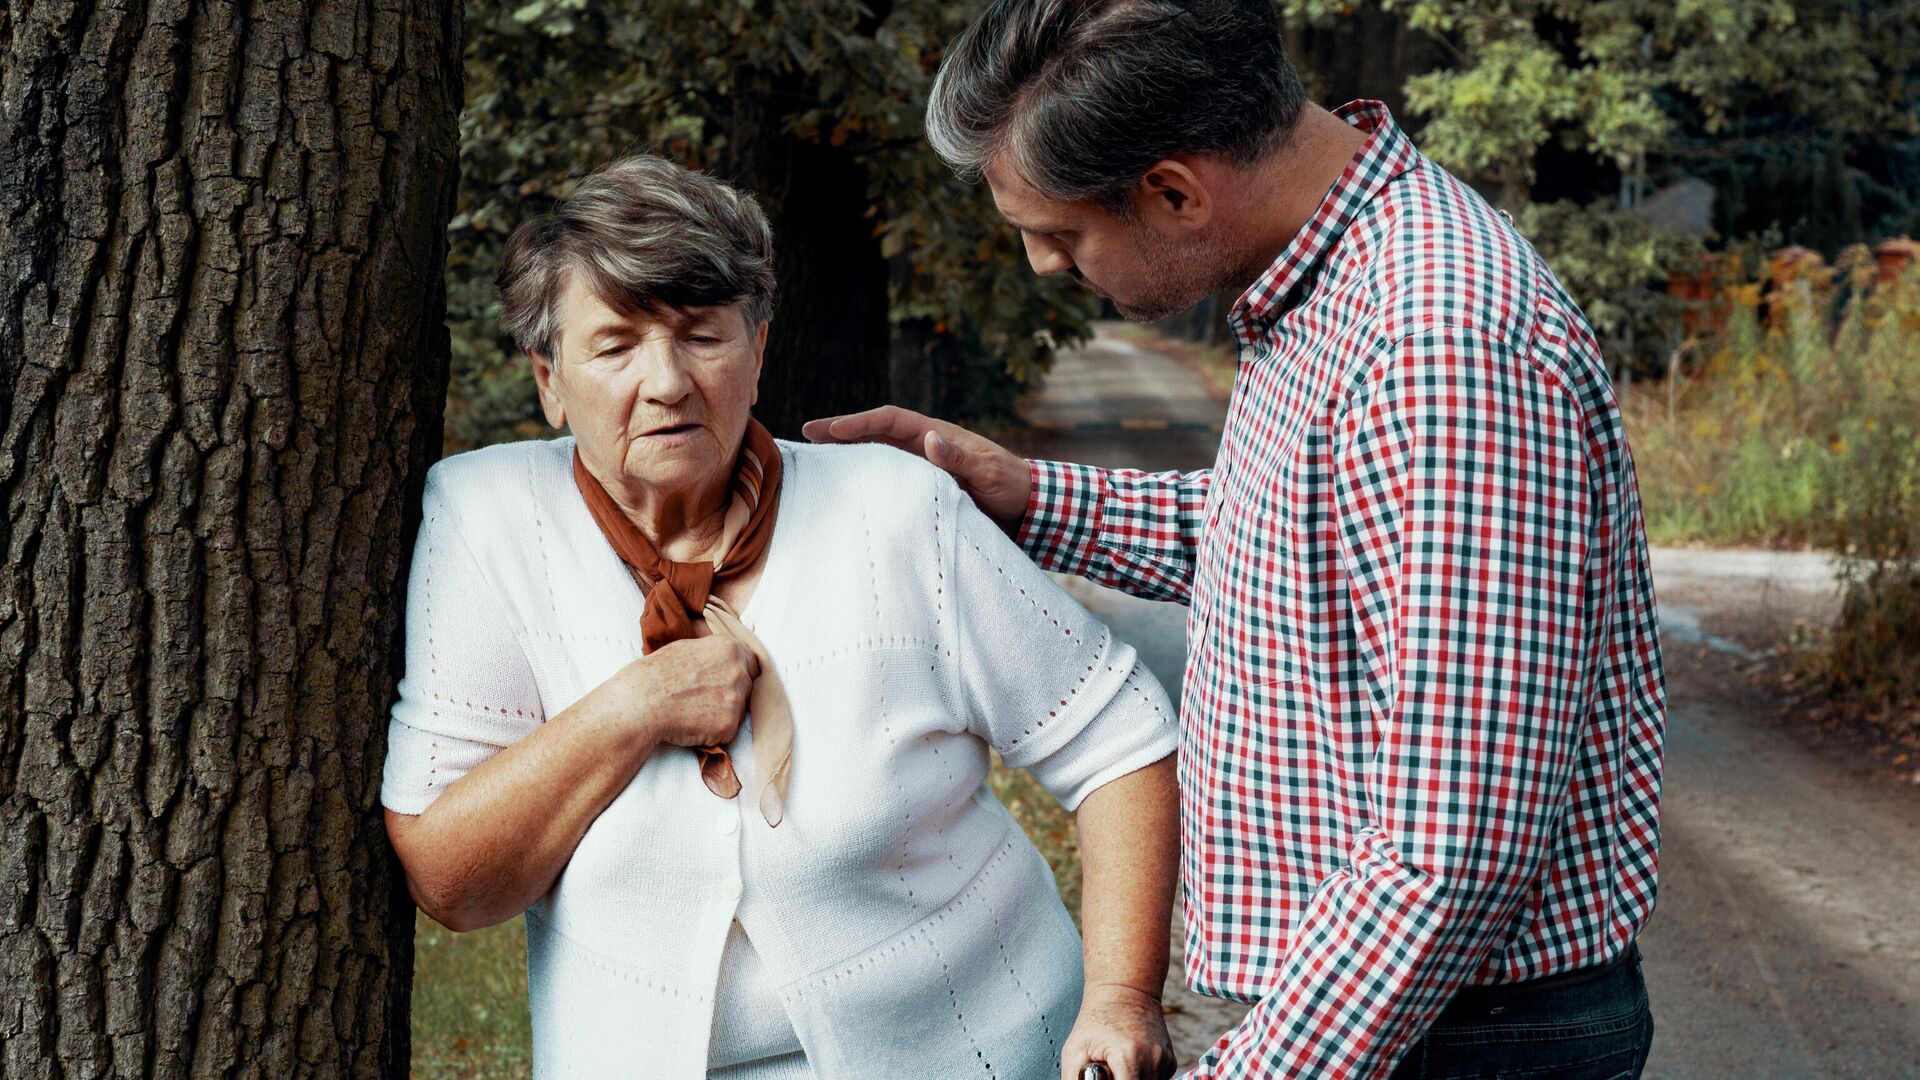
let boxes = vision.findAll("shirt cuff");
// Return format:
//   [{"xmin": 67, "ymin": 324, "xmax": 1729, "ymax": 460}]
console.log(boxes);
[{"xmin": 1015, "ymin": 458, "xmax": 1104, "ymax": 578}]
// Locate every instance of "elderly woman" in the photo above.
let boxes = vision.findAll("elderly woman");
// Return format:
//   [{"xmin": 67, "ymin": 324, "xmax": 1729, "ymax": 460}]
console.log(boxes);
[{"xmin": 383, "ymin": 156, "xmax": 1180, "ymax": 1080}]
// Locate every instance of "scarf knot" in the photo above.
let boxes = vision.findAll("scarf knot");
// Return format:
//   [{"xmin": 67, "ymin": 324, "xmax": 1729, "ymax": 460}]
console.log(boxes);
[
  {"xmin": 572, "ymin": 420, "xmax": 794, "ymax": 827},
  {"xmin": 646, "ymin": 562, "xmax": 717, "ymax": 651}
]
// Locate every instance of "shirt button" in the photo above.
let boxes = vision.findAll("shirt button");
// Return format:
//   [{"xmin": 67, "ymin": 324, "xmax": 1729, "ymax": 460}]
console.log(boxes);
[
  {"xmin": 716, "ymin": 815, "xmax": 738, "ymax": 837},
  {"xmin": 721, "ymin": 878, "xmax": 742, "ymax": 901}
]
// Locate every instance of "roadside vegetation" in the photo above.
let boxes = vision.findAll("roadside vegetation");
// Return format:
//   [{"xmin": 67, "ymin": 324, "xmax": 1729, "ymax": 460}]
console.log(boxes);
[
  {"xmin": 1627, "ymin": 256, "xmax": 1916, "ymax": 549},
  {"xmin": 1626, "ymin": 254, "xmax": 1920, "ymax": 717},
  {"xmin": 1135, "ymin": 251, "xmax": 1920, "ymax": 729}
]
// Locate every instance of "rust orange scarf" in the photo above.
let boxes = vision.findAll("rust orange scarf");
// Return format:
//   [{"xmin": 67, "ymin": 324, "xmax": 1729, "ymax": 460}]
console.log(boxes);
[{"xmin": 572, "ymin": 420, "xmax": 794, "ymax": 827}]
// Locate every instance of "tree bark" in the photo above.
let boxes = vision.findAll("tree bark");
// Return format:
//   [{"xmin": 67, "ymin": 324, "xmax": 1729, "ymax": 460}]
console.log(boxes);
[
  {"xmin": 1287, "ymin": 5, "xmax": 1446, "ymax": 122},
  {"xmin": 717, "ymin": 71, "xmax": 892, "ymax": 439},
  {"xmin": 0, "ymin": 0, "xmax": 461, "ymax": 1076}
]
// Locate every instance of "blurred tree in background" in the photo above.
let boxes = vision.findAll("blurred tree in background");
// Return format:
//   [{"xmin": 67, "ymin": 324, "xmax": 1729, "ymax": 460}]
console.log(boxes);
[
  {"xmin": 1282, "ymin": 0, "xmax": 1920, "ymax": 375},
  {"xmin": 446, "ymin": 0, "xmax": 1097, "ymax": 448}
]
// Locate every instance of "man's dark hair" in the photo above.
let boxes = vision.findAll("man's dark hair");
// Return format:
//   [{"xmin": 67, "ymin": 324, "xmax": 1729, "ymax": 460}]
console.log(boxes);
[{"xmin": 925, "ymin": 0, "xmax": 1307, "ymax": 214}]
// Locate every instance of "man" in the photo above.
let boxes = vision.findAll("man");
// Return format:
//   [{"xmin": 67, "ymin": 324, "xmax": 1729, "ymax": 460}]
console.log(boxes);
[{"xmin": 805, "ymin": 0, "xmax": 1667, "ymax": 1077}]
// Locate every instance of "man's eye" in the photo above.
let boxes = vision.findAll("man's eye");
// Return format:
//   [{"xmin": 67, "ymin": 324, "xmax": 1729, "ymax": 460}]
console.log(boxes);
[{"xmin": 689, "ymin": 335, "xmax": 722, "ymax": 345}]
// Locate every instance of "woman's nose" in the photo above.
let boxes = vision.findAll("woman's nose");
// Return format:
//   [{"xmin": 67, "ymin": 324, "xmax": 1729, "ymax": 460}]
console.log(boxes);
[{"xmin": 635, "ymin": 341, "xmax": 694, "ymax": 404}]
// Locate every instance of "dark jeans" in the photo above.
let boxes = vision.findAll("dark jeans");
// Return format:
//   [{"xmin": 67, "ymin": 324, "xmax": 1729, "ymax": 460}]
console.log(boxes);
[{"xmin": 1388, "ymin": 946, "xmax": 1654, "ymax": 1080}]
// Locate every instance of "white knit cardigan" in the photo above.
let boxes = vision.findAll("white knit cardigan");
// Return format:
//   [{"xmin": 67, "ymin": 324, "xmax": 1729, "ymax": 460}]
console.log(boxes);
[{"xmin": 381, "ymin": 437, "xmax": 1178, "ymax": 1080}]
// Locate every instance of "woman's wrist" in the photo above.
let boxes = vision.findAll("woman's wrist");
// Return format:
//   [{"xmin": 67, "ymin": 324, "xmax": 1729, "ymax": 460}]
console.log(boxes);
[
  {"xmin": 1082, "ymin": 976, "xmax": 1165, "ymax": 1005},
  {"xmin": 575, "ymin": 663, "xmax": 664, "ymax": 765}
]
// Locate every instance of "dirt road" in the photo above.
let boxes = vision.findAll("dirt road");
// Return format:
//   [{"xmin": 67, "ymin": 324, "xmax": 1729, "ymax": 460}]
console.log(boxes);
[{"xmin": 1016, "ymin": 325, "xmax": 1920, "ymax": 1077}]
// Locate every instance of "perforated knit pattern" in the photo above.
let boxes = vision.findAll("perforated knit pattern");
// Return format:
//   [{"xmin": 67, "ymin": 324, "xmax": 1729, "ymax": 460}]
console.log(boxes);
[{"xmin": 382, "ymin": 438, "xmax": 1176, "ymax": 1080}]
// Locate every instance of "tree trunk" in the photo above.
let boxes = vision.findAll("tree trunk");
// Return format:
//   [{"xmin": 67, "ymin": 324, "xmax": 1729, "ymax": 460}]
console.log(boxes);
[
  {"xmin": 1287, "ymin": 4, "xmax": 1446, "ymax": 122},
  {"xmin": 718, "ymin": 75, "xmax": 892, "ymax": 439},
  {"xmin": 0, "ymin": 1, "xmax": 461, "ymax": 1076}
]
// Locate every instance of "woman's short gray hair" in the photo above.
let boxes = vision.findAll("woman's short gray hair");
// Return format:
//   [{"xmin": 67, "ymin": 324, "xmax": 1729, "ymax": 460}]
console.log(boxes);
[
  {"xmin": 497, "ymin": 155, "xmax": 777, "ymax": 359},
  {"xmin": 926, "ymin": 0, "xmax": 1306, "ymax": 215}
]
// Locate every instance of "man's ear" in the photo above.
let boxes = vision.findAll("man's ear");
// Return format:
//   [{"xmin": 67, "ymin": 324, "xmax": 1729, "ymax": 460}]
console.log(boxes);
[
  {"xmin": 1131, "ymin": 158, "xmax": 1214, "ymax": 232},
  {"xmin": 530, "ymin": 350, "xmax": 568, "ymax": 430}
]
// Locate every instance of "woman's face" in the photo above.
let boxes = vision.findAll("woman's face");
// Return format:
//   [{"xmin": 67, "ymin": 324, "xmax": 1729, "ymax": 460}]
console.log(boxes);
[{"xmin": 533, "ymin": 273, "xmax": 766, "ymax": 505}]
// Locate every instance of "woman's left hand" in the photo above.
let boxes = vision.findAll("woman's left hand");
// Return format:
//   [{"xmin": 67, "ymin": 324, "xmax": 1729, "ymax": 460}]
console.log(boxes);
[{"xmin": 1061, "ymin": 982, "xmax": 1177, "ymax": 1080}]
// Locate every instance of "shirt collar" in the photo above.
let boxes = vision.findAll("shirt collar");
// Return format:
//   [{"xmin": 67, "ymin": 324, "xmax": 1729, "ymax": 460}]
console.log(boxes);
[{"xmin": 1227, "ymin": 100, "xmax": 1420, "ymax": 344}]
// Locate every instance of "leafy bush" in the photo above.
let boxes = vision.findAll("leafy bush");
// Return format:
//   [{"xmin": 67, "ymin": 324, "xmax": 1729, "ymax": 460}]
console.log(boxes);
[{"xmin": 1517, "ymin": 201, "xmax": 1701, "ymax": 376}]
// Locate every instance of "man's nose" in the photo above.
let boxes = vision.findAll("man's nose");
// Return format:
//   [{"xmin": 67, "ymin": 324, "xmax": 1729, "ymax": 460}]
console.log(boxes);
[{"xmin": 1021, "ymin": 231, "xmax": 1073, "ymax": 277}]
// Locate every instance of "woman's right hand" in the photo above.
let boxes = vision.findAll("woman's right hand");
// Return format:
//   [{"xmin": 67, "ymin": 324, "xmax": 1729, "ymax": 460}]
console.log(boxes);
[{"xmin": 621, "ymin": 635, "xmax": 761, "ymax": 750}]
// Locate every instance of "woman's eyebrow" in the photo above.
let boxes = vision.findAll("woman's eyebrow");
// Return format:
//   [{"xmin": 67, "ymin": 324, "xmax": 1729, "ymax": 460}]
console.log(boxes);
[{"xmin": 583, "ymin": 322, "xmax": 635, "ymax": 348}]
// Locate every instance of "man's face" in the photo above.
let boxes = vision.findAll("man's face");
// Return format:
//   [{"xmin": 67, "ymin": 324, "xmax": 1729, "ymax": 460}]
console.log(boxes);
[{"xmin": 984, "ymin": 156, "xmax": 1228, "ymax": 323}]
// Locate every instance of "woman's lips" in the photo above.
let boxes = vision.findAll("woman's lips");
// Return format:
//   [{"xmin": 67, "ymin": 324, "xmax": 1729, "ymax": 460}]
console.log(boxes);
[{"xmin": 639, "ymin": 423, "xmax": 701, "ymax": 443}]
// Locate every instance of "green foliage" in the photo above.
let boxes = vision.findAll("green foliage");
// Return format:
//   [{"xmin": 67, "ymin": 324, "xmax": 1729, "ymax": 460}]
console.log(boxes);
[
  {"xmin": 445, "ymin": 0, "xmax": 1094, "ymax": 450},
  {"xmin": 1515, "ymin": 200, "xmax": 1701, "ymax": 373},
  {"xmin": 1376, "ymin": 0, "xmax": 1918, "ymax": 187},
  {"xmin": 1279, "ymin": 1, "xmax": 1920, "ymax": 372},
  {"xmin": 1401, "ymin": 31, "xmax": 1663, "ymax": 200}
]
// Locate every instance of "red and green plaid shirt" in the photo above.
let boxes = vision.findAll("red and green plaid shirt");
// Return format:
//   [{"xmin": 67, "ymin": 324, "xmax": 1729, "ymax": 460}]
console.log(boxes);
[{"xmin": 1017, "ymin": 102, "xmax": 1667, "ymax": 1078}]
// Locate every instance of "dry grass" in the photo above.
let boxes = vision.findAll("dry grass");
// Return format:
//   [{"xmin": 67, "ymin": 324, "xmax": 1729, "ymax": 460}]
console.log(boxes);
[{"xmin": 1626, "ymin": 256, "xmax": 1920, "ymax": 717}]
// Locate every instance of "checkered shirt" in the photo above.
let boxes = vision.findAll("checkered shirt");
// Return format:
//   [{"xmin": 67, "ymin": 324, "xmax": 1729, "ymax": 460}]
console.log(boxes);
[{"xmin": 1016, "ymin": 102, "xmax": 1667, "ymax": 1078}]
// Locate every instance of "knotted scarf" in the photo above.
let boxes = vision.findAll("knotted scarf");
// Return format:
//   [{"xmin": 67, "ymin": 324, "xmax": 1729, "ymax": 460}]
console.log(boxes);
[{"xmin": 572, "ymin": 420, "xmax": 794, "ymax": 827}]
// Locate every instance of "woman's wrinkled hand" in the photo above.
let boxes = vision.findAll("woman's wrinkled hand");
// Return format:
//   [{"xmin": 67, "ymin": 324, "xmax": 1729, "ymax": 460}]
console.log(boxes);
[
  {"xmin": 615, "ymin": 635, "xmax": 759, "ymax": 750},
  {"xmin": 1061, "ymin": 982, "xmax": 1177, "ymax": 1080}
]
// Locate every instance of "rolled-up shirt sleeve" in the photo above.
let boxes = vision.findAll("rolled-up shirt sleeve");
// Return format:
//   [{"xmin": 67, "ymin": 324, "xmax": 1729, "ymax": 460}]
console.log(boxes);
[
  {"xmin": 943, "ymin": 478, "xmax": 1177, "ymax": 811},
  {"xmin": 382, "ymin": 474, "xmax": 545, "ymax": 815}
]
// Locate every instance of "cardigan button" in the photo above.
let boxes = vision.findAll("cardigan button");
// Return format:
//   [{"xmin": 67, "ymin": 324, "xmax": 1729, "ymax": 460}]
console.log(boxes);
[
  {"xmin": 716, "ymin": 815, "xmax": 738, "ymax": 836},
  {"xmin": 720, "ymin": 877, "xmax": 743, "ymax": 901}
]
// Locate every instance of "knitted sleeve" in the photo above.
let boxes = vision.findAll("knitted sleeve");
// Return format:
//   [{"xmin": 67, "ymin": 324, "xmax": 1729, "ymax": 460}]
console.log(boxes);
[
  {"xmin": 381, "ymin": 472, "xmax": 545, "ymax": 815},
  {"xmin": 944, "ymin": 480, "xmax": 1177, "ymax": 811}
]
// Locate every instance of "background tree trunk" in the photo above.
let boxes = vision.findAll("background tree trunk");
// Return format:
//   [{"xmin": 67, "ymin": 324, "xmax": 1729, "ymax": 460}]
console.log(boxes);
[
  {"xmin": 756, "ymin": 139, "xmax": 892, "ymax": 439},
  {"xmin": 715, "ymin": 28, "xmax": 892, "ymax": 439},
  {"xmin": 1285, "ymin": 5, "xmax": 1446, "ymax": 123},
  {"xmin": 0, "ymin": 0, "xmax": 461, "ymax": 1076}
]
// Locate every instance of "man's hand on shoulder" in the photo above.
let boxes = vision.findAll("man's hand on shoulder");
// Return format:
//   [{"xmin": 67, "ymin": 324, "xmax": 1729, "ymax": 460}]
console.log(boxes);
[{"xmin": 801, "ymin": 406, "xmax": 1033, "ymax": 536}]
